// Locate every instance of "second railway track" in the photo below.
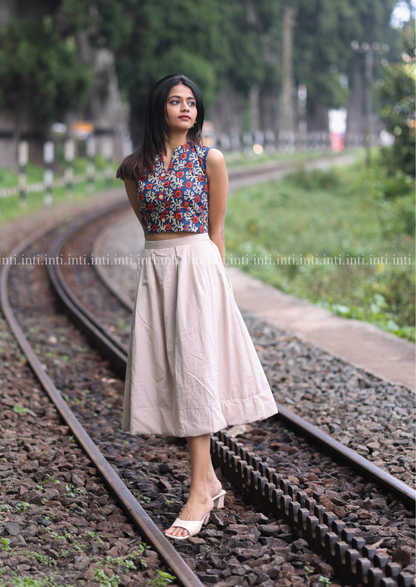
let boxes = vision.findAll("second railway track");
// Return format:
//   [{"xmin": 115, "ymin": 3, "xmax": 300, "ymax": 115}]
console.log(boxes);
[{"xmin": 1, "ymin": 182, "xmax": 415, "ymax": 587}]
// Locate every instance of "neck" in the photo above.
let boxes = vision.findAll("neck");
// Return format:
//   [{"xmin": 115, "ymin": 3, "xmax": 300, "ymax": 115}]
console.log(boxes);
[{"xmin": 164, "ymin": 130, "xmax": 189, "ymax": 152}]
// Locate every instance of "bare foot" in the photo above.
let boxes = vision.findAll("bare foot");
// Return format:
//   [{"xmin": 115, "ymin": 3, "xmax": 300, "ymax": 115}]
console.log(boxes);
[{"xmin": 164, "ymin": 494, "xmax": 214, "ymax": 539}]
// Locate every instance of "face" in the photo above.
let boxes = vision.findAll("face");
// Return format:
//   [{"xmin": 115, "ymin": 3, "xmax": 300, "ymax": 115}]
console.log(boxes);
[{"xmin": 165, "ymin": 84, "xmax": 197, "ymax": 132}]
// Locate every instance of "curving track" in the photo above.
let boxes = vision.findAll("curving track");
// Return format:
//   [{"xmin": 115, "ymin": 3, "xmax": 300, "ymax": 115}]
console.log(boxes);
[
  {"xmin": 50, "ymin": 199, "xmax": 415, "ymax": 587},
  {"xmin": 1, "ymin": 163, "xmax": 415, "ymax": 587}
]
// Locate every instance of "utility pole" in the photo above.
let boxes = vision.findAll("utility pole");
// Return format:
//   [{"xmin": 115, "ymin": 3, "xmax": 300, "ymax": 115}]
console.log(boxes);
[{"xmin": 351, "ymin": 41, "xmax": 389, "ymax": 167}]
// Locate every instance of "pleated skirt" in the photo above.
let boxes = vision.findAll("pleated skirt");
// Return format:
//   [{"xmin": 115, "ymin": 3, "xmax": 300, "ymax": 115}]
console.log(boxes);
[{"xmin": 122, "ymin": 233, "xmax": 278, "ymax": 437}]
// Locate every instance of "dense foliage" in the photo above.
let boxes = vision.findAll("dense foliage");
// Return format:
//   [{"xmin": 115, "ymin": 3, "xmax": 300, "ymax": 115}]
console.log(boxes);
[
  {"xmin": 0, "ymin": 0, "xmax": 404, "ymax": 137},
  {"xmin": 0, "ymin": 16, "xmax": 91, "ymax": 121},
  {"xmin": 377, "ymin": 24, "xmax": 415, "ymax": 177},
  {"xmin": 294, "ymin": 0, "xmax": 399, "ymax": 110}
]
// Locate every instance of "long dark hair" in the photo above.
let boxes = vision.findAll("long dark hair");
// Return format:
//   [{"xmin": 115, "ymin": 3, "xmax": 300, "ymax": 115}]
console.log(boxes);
[{"xmin": 117, "ymin": 74, "xmax": 205, "ymax": 180}]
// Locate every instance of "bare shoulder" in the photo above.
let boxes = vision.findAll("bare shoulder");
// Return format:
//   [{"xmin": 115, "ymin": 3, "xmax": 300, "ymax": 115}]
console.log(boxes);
[{"xmin": 206, "ymin": 148, "xmax": 227, "ymax": 173}]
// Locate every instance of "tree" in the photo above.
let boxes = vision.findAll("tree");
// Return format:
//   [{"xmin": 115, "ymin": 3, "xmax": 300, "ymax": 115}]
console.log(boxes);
[
  {"xmin": 0, "ymin": 17, "xmax": 91, "ymax": 123},
  {"xmin": 292, "ymin": 0, "xmax": 400, "ymax": 120},
  {"xmin": 377, "ymin": 24, "xmax": 415, "ymax": 177}
]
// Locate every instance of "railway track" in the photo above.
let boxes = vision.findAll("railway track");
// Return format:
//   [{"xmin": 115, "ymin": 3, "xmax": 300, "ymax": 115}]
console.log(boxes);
[
  {"xmin": 53, "ymin": 202, "xmax": 416, "ymax": 587},
  {"xmin": 1, "ymin": 185, "xmax": 415, "ymax": 586}
]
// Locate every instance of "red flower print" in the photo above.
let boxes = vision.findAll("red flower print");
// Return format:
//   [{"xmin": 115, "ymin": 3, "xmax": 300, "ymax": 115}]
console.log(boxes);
[
  {"xmin": 187, "ymin": 161, "xmax": 193, "ymax": 168},
  {"xmin": 180, "ymin": 153, "xmax": 187, "ymax": 159},
  {"xmin": 199, "ymin": 226, "xmax": 204, "ymax": 233},
  {"xmin": 175, "ymin": 212, "xmax": 183, "ymax": 220},
  {"xmin": 140, "ymin": 174, "xmax": 146, "ymax": 181},
  {"xmin": 148, "ymin": 203, "xmax": 154, "ymax": 210},
  {"xmin": 185, "ymin": 181, "xmax": 193, "ymax": 188},
  {"xmin": 176, "ymin": 171, "xmax": 184, "ymax": 178},
  {"xmin": 175, "ymin": 190, "xmax": 181, "ymax": 198},
  {"xmin": 195, "ymin": 195, "xmax": 200, "ymax": 203},
  {"xmin": 192, "ymin": 216, "xmax": 198, "ymax": 223},
  {"xmin": 152, "ymin": 224, "xmax": 157, "ymax": 231},
  {"xmin": 198, "ymin": 175, "xmax": 204, "ymax": 182},
  {"xmin": 151, "ymin": 164, "xmax": 155, "ymax": 171},
  {"xmin": 164, "ymin": 180, "xmax": 170, "ymax": 187},
  {"xmin": 139, "ymin": 193, "xmax": 144, "ymax": 201},
  {"xmin": 200, "ymin": 205, "xmax": 205, "ymax": 212},
  {"xmin": 183, "ymin": 201, "xmax": 189, "ymax": 208},
  {"xmin": 166, "ymin": 223, "xmax": 172, "ymax": 230},
  {"xmin": 168, "ymin": 162, "xmax": 173, "ymax": 170},
  {"xmin": 146, "ymin": 183, "xmax": 153, "ymax": 189},
  {"xmin": 161, "ymin": 214, "xmax": 166, "ymax": 220},
  {"xmin": 204, "ymin": 185, "xmax": 208, "ymax": 191},
  {"xmin": 165, "ymin": 201, "xmax": 170, "ymax": 208},
  {"xmin": 184, "ymin": 142, "xmax": 190, "ymax": 149},
  {"xmin": 158, "ymin": 193, "xmax": 164, "ymax": 200}
]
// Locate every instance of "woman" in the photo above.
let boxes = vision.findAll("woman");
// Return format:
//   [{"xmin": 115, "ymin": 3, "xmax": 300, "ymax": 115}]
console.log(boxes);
[{"xmin": 117, "ymin": 74, "xmax": 277, "ymax": 540}]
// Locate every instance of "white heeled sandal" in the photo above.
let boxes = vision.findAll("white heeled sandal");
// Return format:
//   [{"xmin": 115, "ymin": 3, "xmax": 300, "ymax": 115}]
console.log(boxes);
[
  {"xmin": 164, "ymin": 489, "xmax": 226, "ymax": 540},
  {"xmin": 164, "ymin": 512, "xmax": 210, "ymax": 541}
]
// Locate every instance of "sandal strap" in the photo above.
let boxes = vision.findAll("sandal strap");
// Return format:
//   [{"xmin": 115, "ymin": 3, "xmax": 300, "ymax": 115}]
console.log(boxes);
[{"xmin": 170, "ymin": 518, "xmax": 199, "ymax": 533}]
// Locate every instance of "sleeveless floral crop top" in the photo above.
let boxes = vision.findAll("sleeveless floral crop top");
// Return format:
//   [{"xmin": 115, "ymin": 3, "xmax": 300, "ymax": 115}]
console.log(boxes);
[{"xmin": 136, "ymin": 143, "xmax": 210, "ymax": 234}]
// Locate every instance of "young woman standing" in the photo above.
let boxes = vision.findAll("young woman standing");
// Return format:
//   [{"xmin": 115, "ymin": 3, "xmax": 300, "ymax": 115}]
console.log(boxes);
[{"xmin": 117, "ymin": 74, "xmax": 277, "ymax": 540}]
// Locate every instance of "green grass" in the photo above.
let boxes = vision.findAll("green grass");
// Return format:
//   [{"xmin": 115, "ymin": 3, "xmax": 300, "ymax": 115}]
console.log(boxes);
[
  {"xmin": 223, "ymin": 146, "xmax": 359, "ymax": 171},
  {"xmin": 0, "ymin": 156, "xmax": 119, "ymax": 224},
  {"xmin": 224, "ymin": 151, "xmax": 415, "ymax": 342},
  {"xmin": 0, "ymin": 179, "xmax": 114, "ymax": 224}
]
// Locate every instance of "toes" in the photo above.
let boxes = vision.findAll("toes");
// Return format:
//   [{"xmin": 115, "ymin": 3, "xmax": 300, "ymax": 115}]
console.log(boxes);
[{"xmin": 164, "ymin": 526, "xmax": 189, "ymax": 538}]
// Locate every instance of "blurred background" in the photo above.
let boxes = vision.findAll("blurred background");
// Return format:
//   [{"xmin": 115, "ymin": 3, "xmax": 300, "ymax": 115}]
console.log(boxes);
[
  {"xmin": 0, "ymin": 0, "xmax": 414, "ymax": 342},
  {"xmin": 0, "ymin": 0, "xmax": 414, "ymax": 167}
]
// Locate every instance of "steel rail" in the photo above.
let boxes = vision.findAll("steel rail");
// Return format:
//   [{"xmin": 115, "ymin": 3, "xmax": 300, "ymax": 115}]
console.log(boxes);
[
  {"xmin": 91, "ymin": 211, "xmax": 137, "ymax": 312},
  {"xmin": 46, "ymin": 210, "xmax": 415, "ymax": 587},
  {"xmin": 0, "ymin": 205, "xmax": 205, "ymax": 587}
]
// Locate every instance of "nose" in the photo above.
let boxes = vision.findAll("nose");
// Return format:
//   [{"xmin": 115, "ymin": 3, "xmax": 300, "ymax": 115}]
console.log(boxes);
[{"xmin": 181, "ymin": 101, "xmax": 190, "ymax": 111}]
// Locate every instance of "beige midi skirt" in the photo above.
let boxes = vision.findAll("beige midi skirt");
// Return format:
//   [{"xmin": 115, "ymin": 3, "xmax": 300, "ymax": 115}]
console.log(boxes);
[{"xmin": 122, "ymin": 233, "xmax": 277, "ymax": 437}]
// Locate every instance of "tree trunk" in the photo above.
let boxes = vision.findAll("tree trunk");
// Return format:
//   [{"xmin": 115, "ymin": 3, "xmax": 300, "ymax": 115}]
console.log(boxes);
[{"xmin": 279, "ymin": 4, "xmax": 297, "ymax": 134}]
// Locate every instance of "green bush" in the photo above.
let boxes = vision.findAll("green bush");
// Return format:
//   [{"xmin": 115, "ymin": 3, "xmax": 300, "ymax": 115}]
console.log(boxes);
[
  {"xmin": 286, "ymin": 166, "xmax": 341, "ymax": 191},
  {"xmin": 377, "ymin": 25, "xmax": 415, "ymax": 177}
]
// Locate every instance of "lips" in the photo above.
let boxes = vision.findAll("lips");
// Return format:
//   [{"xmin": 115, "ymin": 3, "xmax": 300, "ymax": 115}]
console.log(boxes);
[{"xmin": 179, "ymin": 116, "xmax": 191, "ymax": 120}]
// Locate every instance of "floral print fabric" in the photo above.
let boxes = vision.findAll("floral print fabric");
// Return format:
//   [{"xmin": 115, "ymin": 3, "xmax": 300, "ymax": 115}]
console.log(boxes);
[{"xmin": 136, "ymin": 142, "xmax": 210, "ymax": 234}]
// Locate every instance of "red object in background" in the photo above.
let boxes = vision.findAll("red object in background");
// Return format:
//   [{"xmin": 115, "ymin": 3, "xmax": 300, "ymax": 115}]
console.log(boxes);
[{"xmin": 330, "ymin": 133, "xmax": 345, "ymax": 152}]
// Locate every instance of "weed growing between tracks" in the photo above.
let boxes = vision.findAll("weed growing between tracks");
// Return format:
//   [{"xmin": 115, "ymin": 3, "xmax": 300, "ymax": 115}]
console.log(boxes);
[{"xmin": 225, "ymin": 151, "xmax": 415, "ymax": 341}]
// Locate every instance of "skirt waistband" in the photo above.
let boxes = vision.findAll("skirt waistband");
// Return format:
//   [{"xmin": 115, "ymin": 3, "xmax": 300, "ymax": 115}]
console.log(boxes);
[{"xmin": 144, "ymin": 233, "xmax": 210, "ymax": 250}]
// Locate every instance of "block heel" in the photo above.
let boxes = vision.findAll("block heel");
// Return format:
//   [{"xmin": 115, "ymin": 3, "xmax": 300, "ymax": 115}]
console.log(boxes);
[{"xmin": 212, "ymin": 489, "xmax": 226, "ymax": 508}]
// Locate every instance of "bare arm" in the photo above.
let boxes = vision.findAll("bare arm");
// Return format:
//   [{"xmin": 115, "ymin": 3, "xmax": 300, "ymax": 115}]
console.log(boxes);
[
  {"xmin": 124, "ymin": 178, "xmax": 145, "ymax": 232},
  {"xmin": 207, "ymin": 149, "xmax": 228, "ymax": 265}
]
